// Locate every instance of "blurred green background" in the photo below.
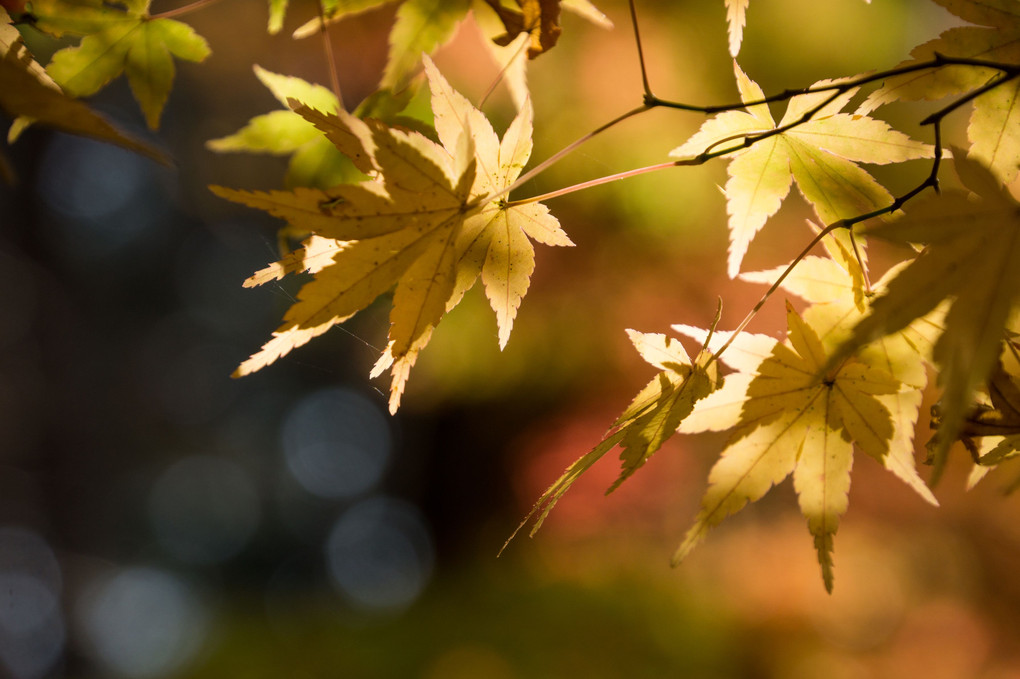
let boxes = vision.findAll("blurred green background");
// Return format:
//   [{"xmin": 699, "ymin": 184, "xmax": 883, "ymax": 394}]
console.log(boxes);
[{"xmin": 2, "ymin": 1, "xmax": 1020, "ymax": 677}]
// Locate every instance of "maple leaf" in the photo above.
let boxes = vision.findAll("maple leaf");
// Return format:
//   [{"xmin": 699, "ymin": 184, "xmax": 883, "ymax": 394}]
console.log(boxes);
[
  {"xmin": 0, "ymin": 12, "xmax": 167, "ymax": 164},
  {"xmin": 473, "ymin": 0, "xmax": 611, "ymax": 110},
  {"xmin": 741, "ymin": 236, "xmax": 941, "ymax": 504},
  {"xmin": 670, "ymin": 62, "xmax": 932, "ymax": 278},
  {"xmin": 36, "ymin": 0, "xmax": 210, "ymax": 129},
  {"xmin": 291, "ymin": 0, "xmax": 390, "ymax": 38},
  {"xmin": 212, "ymin": 58, "xmax": 569, "ymax": 413},
  {"xmin": 291, "ymin": 0, "xmax": 469, "ymax": 90},
  {"xmin": 423, "ymin": 57, "xmax": 572, "ymax": 347},
  {"xmin": 507, "ymin": 328, "xmax": 719, "ymax": 544},
  {"xmin": 291, "ymin": 0, "xmax": 608, "ymax": 100},
  {"xmin": 861, "ymin": 0, "xmax": 1020, "ymax": 183},
  {"xmin": 674, "ymin": 304, "xmax": 902, "ymax": 592},
  {"xmin": 207, "ymin": 66, "xmax": 351, "ymax": 190},
  {"xmin": 724, "ymin": 0, "xmax": 748, "ymax": 57},
  {"xmin": 828, "ymin": 152, "xmax": 1020, "ymax": 479},
  {"xmin": 207, "ymin": 66, "xmax": 436, "ymax": 189}
]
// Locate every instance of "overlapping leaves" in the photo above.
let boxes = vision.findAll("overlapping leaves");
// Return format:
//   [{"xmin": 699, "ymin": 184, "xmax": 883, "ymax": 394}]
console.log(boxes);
[
  {"xmin": 206, "ymin": 66, "xmax": 430, "ymax": 189},
  {"xmin": 510, "ymin": 329, "xmax": 719, "ymax": 542},
  {"xmin": 278, "ymin": 0, "xmax": 608, "ymax": 104},
  {"xmin": 741, "ymin": 236, "xmax": 941, "ymax": 504},
  {"xmin": 829, "ymin": 153, "xmax": 1020, "ymax": 478},
  {"xmin": 674, "ymin": 304, "xmax": 903, "ymax": 592},
  {"xmin": 213, "ymin": 58, "xmax": 570, "ymax": 412},
  {"xmin": 670, "ymin": 63, "xmax": 931, "ymax": 278},
  {"xmin": 0, "ymin": 8, "xmax": 166, "ymax": 163},
  {"xmin": 32, "ymin": 0, "xmax": 210, "ymax": 129},
  {"xmin": 862, "ymin": 0, "xmax": 1020, "ymax": 183}
]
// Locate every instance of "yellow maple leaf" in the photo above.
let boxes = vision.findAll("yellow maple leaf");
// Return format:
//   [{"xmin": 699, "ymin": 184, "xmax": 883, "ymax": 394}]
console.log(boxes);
[
  {"xmin": 671, "ymin": 62, "xmax": 931, "ymax": 278},
  {"xmin": 829, "ymin": 152, "xmax": 1020, "ymax": 479},
  {"xmin": 674, "ymin": 304, "xmax": 901, "ymax": 592},
  {"xmin": 212, "ymin": 57, "xmax": 569, "ymax": 413},
  {"xmin": 724, "ymin": 0, "xmax": 749, "ymax": 57},
  {"xmin": 861, "ymin": 0, "xmax": 1020, "ymax": 183},
  {"xmin": 741, "ymin": 236, "xmax": 941, "ymax": 505},
  {"xmin": 505, "ymin": 328, "xmax": 719, "ymax": 548}
]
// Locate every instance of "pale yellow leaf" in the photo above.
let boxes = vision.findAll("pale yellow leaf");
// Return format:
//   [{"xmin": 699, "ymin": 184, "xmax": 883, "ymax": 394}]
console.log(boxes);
[
  {"xmin": 219, "ymin": 56, "xmax": 565, "ymax": 409},
  {"xmin": 725, "ymin": 0, "xmax": 749, "ymax": 57}
]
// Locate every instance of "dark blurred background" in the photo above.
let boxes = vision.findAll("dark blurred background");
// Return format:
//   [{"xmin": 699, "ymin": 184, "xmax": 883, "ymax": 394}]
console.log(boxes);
[{"xmin": 2, "ymin": 1, "xmax": 1020, "ymax": 677}]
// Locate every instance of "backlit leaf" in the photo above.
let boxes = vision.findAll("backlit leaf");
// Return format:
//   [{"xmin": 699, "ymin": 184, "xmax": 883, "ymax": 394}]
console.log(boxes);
[
  {"xmin": 671, "ymin": 63, "xmax": 931, "ymax": 278},
  {"xmin": 509, "ymin": 329, "xmax": 720, "ymax": 543},
  {"xmin": 725, "ymin": 0, "xmax": 748, "ymax": 57},
  {"xmin": 382, "ymin": 0, "xmax": 470, "ymax": 89},
  {"xmin": 861, "ymin": 0, "xmax": 1020, "ymax": 183},
  {"xmin": 741, "ymin": 242, "xmax": 940, "ymax": 505},
  {"xmin": 41, "ymin": 0, "xmax": 210, "ymax": 129},
  {"xmin": 675, "ymin": 304, "xmax": 901, "ymax": 592},
  {"xmin": 213, "ymin": 58, "xmax": 569, "ymax": 412},
  {"xmin": 828, "ymin": 152, "xmax": 1020, "ymax": 480},
  {"xmin": 0, "ymin": 16, "xmax": 167, "ymax": 163}
]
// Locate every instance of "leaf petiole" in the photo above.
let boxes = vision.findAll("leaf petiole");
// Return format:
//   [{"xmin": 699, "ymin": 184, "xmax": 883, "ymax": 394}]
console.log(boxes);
[
  {"xmin": 505, "ymin": 159, "xmax": 682, "ymax": 207},
  {"xmin": 150, "ymin": 0, "xmax": 223, "ymax": 20}
]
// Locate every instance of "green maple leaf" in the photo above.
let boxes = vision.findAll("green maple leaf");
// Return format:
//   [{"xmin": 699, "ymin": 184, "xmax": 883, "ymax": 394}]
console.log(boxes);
[
  {"xmin": 829, "ymin": 152, "xmax": 1020, "ymax": 480},
  {"xmin": 207, "ymin": 66, "xmax": 435, "ymax": 189},
  {"xmin": 290, "ymin": 0, "xmax": 469, "ymax": 91},
  {"xmin": 39, "ymin": 0, "xmax": 210, "ymax": 129},
  {"xmin": 508, "ymin": 329, "xmax": 720, "ymax": 544},
  {"xmin": 671, "ymin": 62, "xmax": 931, "ymax": 278},
  {"xmin": 212, "ymin": 57, "xmax": 569, "ymax": 412},
  {"xmin": 290, "ymin": 0, "xmax": 608, "ymax": 105},
  {"xmin": 206, "ymin": 66, "xmax": 351, "ymax": 190},
  {"xmin": 861, "ymin": 0, "xmax": 1020, "ymax": 183},
  {"xmin": 290, "ymin": 0, "xmax": 390, "ymax": 38},
  {"xmin": 0, "ymin": 10, "xmax": 167, "ymax": 163},
  {"xmin": 24, "ymin": 0, "xmax": 128, "ymax": 36},
  {"xmin": 674, "ymin": 304, "xmax": 901, "ymax": 592}
]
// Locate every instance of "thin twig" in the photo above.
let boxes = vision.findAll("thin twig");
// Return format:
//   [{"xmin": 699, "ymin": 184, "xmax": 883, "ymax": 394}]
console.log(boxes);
[
  {"xmin": 706, "ymin": 220, "xmax": 844, "ymax": 368},
  {"xmin": 151, "ymin": 0, "xmax": 223, "ymax": 19},
  {"xmin": 506, "ymin": 160, "xmax": 681, "ymax": 206},
  {"xmin": 479, "ymin": 37, "xmax": 530, "ymax": 108},
  {"xmin": 848, "ymin": 231, "xmax": 872, "ymax": 294},
  {"xmin": 628, "ymin": 0, "xmax": 653, "ymax": 99},
  {"xmin": 482, "ymin": 104, "xmax": 651, "ymax": 205},
  {"xmin": 707, "ymin": 113, "xmax": 962, "ymax": 367},
  {"xmin": 646, "ymin": 55, "xmax": 1019, "ymax": 114},
  {"xmin": 317, "ymin": 0, "xmax": 343, "ymax": 108},
  {"xmin": 920, "ymin": 70, "xmax": 1020, "ymax": 125}
]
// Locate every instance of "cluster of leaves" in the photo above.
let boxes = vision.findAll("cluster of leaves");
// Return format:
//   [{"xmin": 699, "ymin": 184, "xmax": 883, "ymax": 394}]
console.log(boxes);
[
  {"xmin": 513, "ymin": 0, "xmax": 1020, "ymax": 591},
  {"xmin": 3, "ymin": 0, "xmax": 1020, "ymax": 592}
]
